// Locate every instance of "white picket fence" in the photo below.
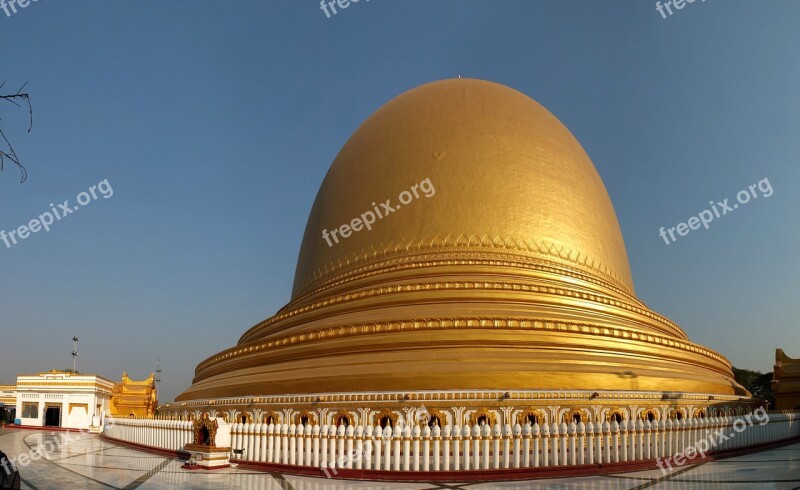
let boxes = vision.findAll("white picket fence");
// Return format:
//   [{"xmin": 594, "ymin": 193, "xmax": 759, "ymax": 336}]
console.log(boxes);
[
  {"xmin": 104, "ymin": 412, "xmax": 800, "ymax": 473},
  {"xmin": 104, "ymin": 418, "xmax": 194, "ymax": 452}
]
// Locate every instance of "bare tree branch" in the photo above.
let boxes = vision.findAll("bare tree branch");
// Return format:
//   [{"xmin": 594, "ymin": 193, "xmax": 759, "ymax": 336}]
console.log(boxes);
[{"xmin": 0, "ymin": 81, "xmax": 32, "ymax": 183}]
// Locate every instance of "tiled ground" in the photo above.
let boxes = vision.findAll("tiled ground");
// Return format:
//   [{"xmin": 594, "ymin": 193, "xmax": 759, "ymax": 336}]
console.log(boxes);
[{"xmin": 1, "ymin": 427, "xmax": 798, "ymax": 489}]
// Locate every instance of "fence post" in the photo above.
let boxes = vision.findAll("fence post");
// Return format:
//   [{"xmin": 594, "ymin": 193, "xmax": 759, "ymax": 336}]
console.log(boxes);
[
  {"xmin": 559, "ymin": 421, "xmax": 569, "ymax": 466},
  {"xmin": 392, "ymin": 424, "xmax": 402, "ymax": 471},
  {"xmin": 296, "ymin": 421, "xmax": 306, "ymax": 466},
  {"xmin": 481, "ymin": 424, "xmax": 492, "ymax": 469},
  {"xmin": 473, "ymin": 423, "xmax": 482, "ymax": 470},
  {"xmin": 596, "ymin": 420, "xmax": 605, "ymax": 463},
  {"xmin": 371, "ymin": 426, "xmax": 381, "ymax": 470},
  {"xmin": 444, "ymin": 424, "xmax": 461, "ymax": 471},
  {"xmin": 567, "ymin": 421, "xmax": 577, "ymax": 466},
  {"xmin": 384, "ymin": 425, "xmax": 393, "ymax": 471},
  {"xmin": 355, "ymin": 425, "xmax": 364, "ymax": 470},
  {"xmin": 610, "ymin": 420, "xmax": 620, "ymax": 463},
  {"xmin": 431, "ymin": 424, "xmax": 439, "ymax": 471},
  {"xmin": 521, "ymin": 422, "xmax": 531, "ymax": 468},
  {"xmin": 413, "ymin": 425, "xmax": 423, "ymax": 471},
  {"xmin": 258, "ymin": 423, "xmax": 269, "ymax": 462},
  {"xmin": 542, "ymin": 422, "xmax": 551, "ymax": 467},
  {"xmin": 467, "ymin": 423, "xmax": 476, "ymax": 469},
  {"xmin": 602, "ymin": 421, "xmax": 612, "ymax": 464},
  {"xmin": 491, "ymin": 423, "xmax": 501, "ymax": 469}
]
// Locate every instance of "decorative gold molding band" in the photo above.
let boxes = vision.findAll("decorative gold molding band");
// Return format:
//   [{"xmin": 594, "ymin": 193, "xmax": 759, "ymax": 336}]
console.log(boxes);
[
  {"xmin": 166, "ymin": 389, "xmax": 748, "ymax": 410},
  {"xmin": 294, "ymin": 236, "xmax": 632, "ymax": 301},
  {"xmin": 199, "ymin": 316, "xmax": 730, "ymax": 378},
  {"xmin": 291, "ymin": 247, "xmax": 639, "ymax": 307},
  {"xmin": 241, "ymin": 277, "xmax": 684, "ymax": 345}
]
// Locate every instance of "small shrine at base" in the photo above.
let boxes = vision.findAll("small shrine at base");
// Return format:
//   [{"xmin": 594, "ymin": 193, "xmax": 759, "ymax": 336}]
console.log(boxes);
[{"xmin": 182, "ymin": 416, "xmax": 232, "ymax": 470}]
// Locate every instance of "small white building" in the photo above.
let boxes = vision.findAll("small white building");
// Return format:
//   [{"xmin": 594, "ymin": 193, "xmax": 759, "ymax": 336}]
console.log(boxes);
[
  {"xmin": 0, "ymin": 385, "xmax": 16, "ymax": 422},
  {"xmin": 15, "ymin": 371, "xmax": 114, "ymax": 429}
]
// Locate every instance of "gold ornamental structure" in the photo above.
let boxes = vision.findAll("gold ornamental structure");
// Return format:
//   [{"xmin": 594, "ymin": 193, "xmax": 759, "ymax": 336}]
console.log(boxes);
[
  {"xmin": 773, "ymin": 349, "xmax": 800, "ymax": 411},
  {"xmin": 110, "ymin": 372, "xmax": 158, "ymax": 418},
  {"xmin": 167, "ymin": 79, "xmax": 753, "ymax": 427}
]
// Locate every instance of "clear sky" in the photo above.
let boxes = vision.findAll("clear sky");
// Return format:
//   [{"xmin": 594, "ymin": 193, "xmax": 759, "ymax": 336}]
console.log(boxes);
[{"xmin": 1, "ymin": 1, "xmax": 798, "ymax": 403}]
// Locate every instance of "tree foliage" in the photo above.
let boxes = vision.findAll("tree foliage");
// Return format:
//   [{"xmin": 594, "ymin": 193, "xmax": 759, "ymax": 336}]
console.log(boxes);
[
  {"xmin": 0, "ymin": 81, "xmax": 32, "ymax": 182},
  {"xmin": 733, "ymin": 366, "xmax": 775, "ymax": 406}
]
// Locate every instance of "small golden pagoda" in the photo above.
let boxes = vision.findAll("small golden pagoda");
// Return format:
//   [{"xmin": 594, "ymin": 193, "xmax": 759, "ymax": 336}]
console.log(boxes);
[
  {"xmin": 772, "ymin": 349, "xmax": 800, "ymax": 411},
  {"xmin": 170, "ymin": 79, "xmax": 752, "ymax": 426},
  {"xmin": 110, "ymin": 372, "xmax": 157, "ymax": 418}
]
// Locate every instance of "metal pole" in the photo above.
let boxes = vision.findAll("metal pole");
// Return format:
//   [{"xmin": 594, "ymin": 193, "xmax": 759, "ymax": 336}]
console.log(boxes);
[{"xmin": 72, "ymin": 336, "xmax": 79, "ymax": 373}]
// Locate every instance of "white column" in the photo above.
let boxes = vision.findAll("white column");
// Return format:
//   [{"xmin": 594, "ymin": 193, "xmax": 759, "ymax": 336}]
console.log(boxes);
[
  {"xmin": 402, "ymin": 424, "xmax": 412, "ymax": 471},
  {"xmin": 283, "ymin": 424, "xmax": 291, "ymax": 465},
  {"xmin": 392, "ymin": 425, "xmax": 402, "ymax": 471},
  {"xmin": 319, "ymin": 425, "xmax": 327, "ymax": 468},
  {"xmin": 541, "ymin": 422, "xmax": 550, "ymax": 467},
  {"xmin": 611, "ymin": 420, "xmax": 620, "ymax": 463},
  {"xmin": 472, "ymin": 424, "xmax": 481, "ymax": 470},
  {"xmin": 596, "ymin": 421, "xmax": 605, "ymax": 464},
  {"xmin": 289, "ymin": 424, "xmax": 297, "ymax": 466},
  {"xmin": 382, "ymin": 426, "xmax": 400, "ymax": 471},
  {"xmin": 359, "ymin": 425, "xmax": 369, "ymax": 470},
  {"xmin": 353, "ymin": 425, "xmax": 362, "ymax": 470},
  {"xmin": 231, "ymin": 423, "xmax": 240, "ymax": 458},
  {"xmin": 462, "ymin": 425, "xmax": 471, "ymax": 470},
  {"xmin": 329, "ymin": 425, "xmax": 339, "ymax": 469},
  {"xmin": 568, "ymin": 421, "xmax": 577, "ymax": 466},
  {"xmin": 248, "ymin": 423, "xmax": 257, "ymax": 461},
  {"xmin": 259, "ymin": 423, "xmax": 268, "ymax": 462},
  {"xmin": 481, "ymin": 424, "xmax": 491, "ymax": 469},
  {"xmin": 602, "ymin": 421, "xmax": 611, "ymax": 464},
  {"xmin": 422, "ymin": 425, "xmax": 431, "ymax": 471},
  {"xmin": 383, "ymin": 426, "xmax": 400, "ymax": 471},
  {"xmin": 492, "ymin": 423, "xmax": 502, "ymax": 469},
  {"xmin": 504, "ymin": 424, "xmax": 513, "ymax": 469},
  {"xmin": 253, "ymin": 423, "xmax": 262, "ymax": 462},
  {"xmin": 451, "ymin": 425, "xmax": 460, "ymax": 471},
  {"xmin": 432, "ymin": 425, "xmax": 440, "ymax": 471},
  {"xmin": 267, "ymin": 423, "xmax": 276, "ymax": 463},
  {"xmin": 550, "ymin": 423, "xmax": 559, "ymax": 467},
  {"xmin": 372, "ymin": 426, "xmax": 382, "ymax": 470}
]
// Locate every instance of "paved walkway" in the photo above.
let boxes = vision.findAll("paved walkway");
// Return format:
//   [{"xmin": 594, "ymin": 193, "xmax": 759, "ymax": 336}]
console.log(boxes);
[{"xmin": 1, "ymin": 427, "xmax": 799, "ymax": 489}]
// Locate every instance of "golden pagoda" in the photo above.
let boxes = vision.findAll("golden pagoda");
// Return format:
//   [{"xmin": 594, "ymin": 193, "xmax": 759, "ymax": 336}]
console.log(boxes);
[
  {"xmin": 772, "ymin": 349, "xmax": 800, "ymax": 411},
  {"xmin": 170, "ymin": 79, "xmax": 752, "ymax": 426},
  {"xmin": 110, "ymin": 372, "xmax": 158, "ymax": 418}
]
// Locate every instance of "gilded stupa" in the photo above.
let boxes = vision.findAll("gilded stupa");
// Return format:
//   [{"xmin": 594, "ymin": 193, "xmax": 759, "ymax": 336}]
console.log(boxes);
[{"xmin": 169, "ymin": 79, "xmax": 752, "ymax": 427}]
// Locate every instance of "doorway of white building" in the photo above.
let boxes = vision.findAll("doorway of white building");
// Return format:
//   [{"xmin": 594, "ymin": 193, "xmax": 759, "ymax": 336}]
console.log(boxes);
[{"xmin": 44, "ymin": 405, "xmax": 61, "ymax": 427}]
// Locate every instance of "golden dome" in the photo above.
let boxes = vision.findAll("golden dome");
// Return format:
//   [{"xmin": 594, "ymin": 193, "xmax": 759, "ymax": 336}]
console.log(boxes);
[
  {"xmin": 177, "ymin": 79, "xmax": 746, "ymax": 403},
  {"xmin": 292, "ymin": 78, "xmax": 634, "ymax": 300}
]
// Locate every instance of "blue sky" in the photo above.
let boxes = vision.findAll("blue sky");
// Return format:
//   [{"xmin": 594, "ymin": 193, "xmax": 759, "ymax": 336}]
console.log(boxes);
[{"xmin": 1, "ymin": 1, "xmax": 798, "ymax": 402}]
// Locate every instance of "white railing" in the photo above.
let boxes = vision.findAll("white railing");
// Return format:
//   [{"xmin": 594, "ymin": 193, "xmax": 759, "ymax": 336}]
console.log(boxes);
[
  {"xmin": 103, "ymin": 412, "xmax": 800, "ymax": 473},
  {"xmin": 103, "ymin": 418, "xmax": 194, "ymax": 452}
]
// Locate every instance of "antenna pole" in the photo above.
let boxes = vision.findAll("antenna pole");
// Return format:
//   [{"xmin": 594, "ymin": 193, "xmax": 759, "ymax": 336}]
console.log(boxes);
[{"xmin": 71, "ymin": 336, "xmax": 79, "ymax": 373}]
